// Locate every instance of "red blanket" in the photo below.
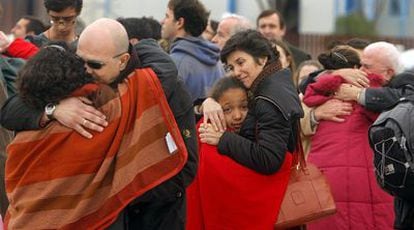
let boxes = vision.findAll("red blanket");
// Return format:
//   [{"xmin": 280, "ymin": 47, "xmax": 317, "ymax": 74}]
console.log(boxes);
[
  {"xmin": 5, "ymin": 68, "xmax": 187, "ymax": 229},
  {"xmin": 186, "ymin": 121, "xmax": 292, "ymax": 230}
]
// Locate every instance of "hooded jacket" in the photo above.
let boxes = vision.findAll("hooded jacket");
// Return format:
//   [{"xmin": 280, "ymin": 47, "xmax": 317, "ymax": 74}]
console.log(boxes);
[{"xmin": 170, "ymin": 36, "xmax": 225, "ymax": 103}]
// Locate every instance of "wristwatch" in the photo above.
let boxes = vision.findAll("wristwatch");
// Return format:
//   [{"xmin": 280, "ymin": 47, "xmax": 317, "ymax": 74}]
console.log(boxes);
[{"xmin": 45, "ymin": 103, "xmax": 57, "ymax": 120}]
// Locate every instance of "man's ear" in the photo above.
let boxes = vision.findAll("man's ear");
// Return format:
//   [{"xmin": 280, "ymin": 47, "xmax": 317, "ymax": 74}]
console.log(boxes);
[
  {"xmin": 129, "ymin": 38, "xmax": 139, "ymax": 46},
  {"xmin": 280, "ymin": 26, "xmax": 286, "ymax": 37},
  {"xmin": 386, "ymin": 68, "xmax": 395, "ymax": 80},
  {"xmin": 119, "ymin": 53, "xmax": 131, "ymax": 70},
  {"xmin": 176, "ymin": 17, "xmax": 185, "ymax": 30}
]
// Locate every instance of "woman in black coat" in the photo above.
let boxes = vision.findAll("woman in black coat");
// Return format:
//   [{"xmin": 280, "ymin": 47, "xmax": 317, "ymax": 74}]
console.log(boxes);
[{"xmin": 200, "ymin": 30, "xmax": 303, "ymax": 174}]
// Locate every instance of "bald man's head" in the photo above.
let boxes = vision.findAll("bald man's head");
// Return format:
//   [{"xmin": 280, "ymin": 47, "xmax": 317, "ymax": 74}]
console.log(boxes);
[
  {"xmin": 79, "ymin": 18, "xmax": 129, "ymax": 54},
  {"xmin": 77, "ymin": 18, "xmax": 131, "ymax": 84}
]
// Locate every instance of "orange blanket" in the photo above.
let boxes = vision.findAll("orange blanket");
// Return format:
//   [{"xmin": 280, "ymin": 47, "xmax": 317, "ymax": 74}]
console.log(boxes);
[{"xmin": 5, "ymin": 68, "xmax": 187, "ymax": 229}]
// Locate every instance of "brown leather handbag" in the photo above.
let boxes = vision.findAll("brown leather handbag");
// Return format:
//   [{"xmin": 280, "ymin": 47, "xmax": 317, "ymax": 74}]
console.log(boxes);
[{"xmin": 275, "ymin": 132, "xmax": 337, "ymax": 229}]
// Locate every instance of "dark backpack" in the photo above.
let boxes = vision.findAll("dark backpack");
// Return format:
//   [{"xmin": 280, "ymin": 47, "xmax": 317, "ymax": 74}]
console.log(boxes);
[{"xmin": 369, "ymin": 94, "xmax": 414, "ymax": 201}]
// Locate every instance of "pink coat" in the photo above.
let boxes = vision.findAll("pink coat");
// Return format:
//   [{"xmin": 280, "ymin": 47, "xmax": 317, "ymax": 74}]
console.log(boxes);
[{"xmin": 304, "ymin": 73, "xmax": 394, "ymax": 230}]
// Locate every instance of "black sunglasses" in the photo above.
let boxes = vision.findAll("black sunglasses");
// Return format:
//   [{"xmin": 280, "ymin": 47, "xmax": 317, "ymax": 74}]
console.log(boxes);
[{"xmin": 78, "ymin": 52, "xmax": 127, "ymax": 70}]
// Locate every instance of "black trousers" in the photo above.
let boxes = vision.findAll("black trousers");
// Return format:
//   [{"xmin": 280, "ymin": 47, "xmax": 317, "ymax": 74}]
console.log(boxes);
[{"xmin": 126, "ymin": 193, "xmax": 186, "ymax": 230}]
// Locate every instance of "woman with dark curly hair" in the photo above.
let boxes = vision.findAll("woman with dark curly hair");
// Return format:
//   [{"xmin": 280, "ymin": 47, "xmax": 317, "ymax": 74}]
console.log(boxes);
[
  {"xmin": 196, "ymin": 30, "xmax": 303, "ymax": 229},
  {"xmin": 17, "ymin": 42, "xmax": 91, "ymax": 110}
]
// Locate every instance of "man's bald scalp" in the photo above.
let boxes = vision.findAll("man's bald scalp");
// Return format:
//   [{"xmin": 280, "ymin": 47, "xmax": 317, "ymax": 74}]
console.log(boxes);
[{"xmin": 80, "ymin": 18, "xmax": 129, "ymax": 53}]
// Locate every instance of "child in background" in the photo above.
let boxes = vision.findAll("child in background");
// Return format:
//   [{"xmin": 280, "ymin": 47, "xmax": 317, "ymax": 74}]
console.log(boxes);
[{"xmin": 294, "ymin": 60, "xmax": 323, "ymax": 88}]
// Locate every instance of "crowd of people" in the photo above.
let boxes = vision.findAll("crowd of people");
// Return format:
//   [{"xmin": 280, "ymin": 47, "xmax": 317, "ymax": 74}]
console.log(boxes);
[{"xmin": 0, "ymin": 0, "xmax": 413, "ymax": 229}]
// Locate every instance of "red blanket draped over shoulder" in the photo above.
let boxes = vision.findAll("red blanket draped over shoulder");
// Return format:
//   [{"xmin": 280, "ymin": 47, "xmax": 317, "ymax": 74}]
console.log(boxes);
[
  {"xmin": 186, "ymin": 121, "xmax": 292, "ymax": 230},
  {"xmin": 4, "ymin": 68, "xmax": 187, "ymax": 229}
]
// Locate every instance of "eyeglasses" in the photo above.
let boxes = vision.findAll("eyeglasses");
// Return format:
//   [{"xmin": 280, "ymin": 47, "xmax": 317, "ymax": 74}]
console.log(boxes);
[
  {"xmin": 80, "ymin": 52, "xmax": 127, "ymax": 70},
  {"xmin": 49, "ymin": 14, "xmax": 77, "ymax": 25}
]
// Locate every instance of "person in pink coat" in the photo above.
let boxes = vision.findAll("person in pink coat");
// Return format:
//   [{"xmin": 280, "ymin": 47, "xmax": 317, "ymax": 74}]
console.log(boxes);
[{"xmin": 303, "ymin": 45, "xmax": 394, "ymax": 230}]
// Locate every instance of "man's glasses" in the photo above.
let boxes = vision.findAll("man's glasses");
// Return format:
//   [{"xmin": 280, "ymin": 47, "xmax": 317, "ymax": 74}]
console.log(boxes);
[
  {"xmin": 49, "ymin": 15, "xmax": 77, "ymax": 25},
  {"xmin": 79, "ymin": 52, "xmax": 127, "ymax": 70}
]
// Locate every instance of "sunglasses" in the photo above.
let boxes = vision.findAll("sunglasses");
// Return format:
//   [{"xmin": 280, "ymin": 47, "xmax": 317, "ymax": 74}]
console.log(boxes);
[{"xmin": 79, "ymin": 52, "xmax": 127, "ymax": 70}]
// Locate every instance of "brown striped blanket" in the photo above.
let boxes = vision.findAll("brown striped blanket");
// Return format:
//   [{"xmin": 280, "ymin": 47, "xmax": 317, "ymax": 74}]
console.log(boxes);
[{"xmin": 4, "ymin": 68, "xmax": 188, "ymax": 229}]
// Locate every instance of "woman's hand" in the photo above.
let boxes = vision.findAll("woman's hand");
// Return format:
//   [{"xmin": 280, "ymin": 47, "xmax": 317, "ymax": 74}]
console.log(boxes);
[
  {"xmin": 202, "ymin": 97, "xmax": 226, "ymax": 132},
  {"xmin": 199, "ymin": 123, "xmax": 224, "ymax": 145},
  {"xmin": 333, "ymin": 69, "xmax": 369, "ymax": 88},
  {"xmin": 53, "ymin": 97, "xmax": 108, "ymax": 138}
]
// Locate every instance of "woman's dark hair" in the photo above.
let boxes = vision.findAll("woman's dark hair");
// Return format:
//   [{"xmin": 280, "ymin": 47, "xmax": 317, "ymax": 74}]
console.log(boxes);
[
  {"xmin": 220, "ymin": 29, "xmax": 279, "ymax": 66},
  {"xmin": 17, "ymin": 41, "xmax": 91, "ymax": 109},
  {"xmin": 318, "ymin": 46, "xmax": 361, "ymax": 70},
  {"xmin": 209, "ymin": 77, "xmax": 247, "ymax": 101},
  {"xmin": 44, "ymin": 0, "xmax": 83, "ymax": 14}
]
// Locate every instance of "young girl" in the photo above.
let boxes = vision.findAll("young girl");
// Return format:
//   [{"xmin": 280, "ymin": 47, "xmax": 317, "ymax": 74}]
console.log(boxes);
[{"xmin": 187, "ymin": 75, "xmax": 293, "ymax": 230}]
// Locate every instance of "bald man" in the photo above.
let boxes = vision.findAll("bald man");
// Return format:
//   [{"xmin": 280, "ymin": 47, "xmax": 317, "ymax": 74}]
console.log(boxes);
[{"xmin": 0, "ymin": 18, "xmax": 197, "ymax": 229}]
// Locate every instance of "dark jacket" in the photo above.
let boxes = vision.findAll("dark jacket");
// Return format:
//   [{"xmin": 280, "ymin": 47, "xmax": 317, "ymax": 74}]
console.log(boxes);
[
  {"xmin": 0, "ymin": 79, "xmax": 13, "ymax": 218},
  {"xmin": 0, "ymin": 39, "xmax": 197, "ymax": 230},
  {"xmin": 286, "ymin": 42, "xmax": 311, "ymax": 66},
  {"xmin": 217, "ymin": 66, "xmax": 303, "ymax": 175}
]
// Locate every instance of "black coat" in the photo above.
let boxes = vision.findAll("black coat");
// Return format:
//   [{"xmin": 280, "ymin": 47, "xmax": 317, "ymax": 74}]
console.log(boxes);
[
  {"xmin": 218, "ymin": 67, "xmax": 303, "ymax": 175},
  {"xmin": 287, "ymin": 42, "xmax": 312, "ymax": 66}
]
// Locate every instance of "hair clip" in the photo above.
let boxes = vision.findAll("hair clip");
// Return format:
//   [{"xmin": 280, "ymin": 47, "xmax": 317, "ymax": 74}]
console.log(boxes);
[
  {"xmin": 44, "ymin": 44, "xmax": 66, "ymax": 52},
  {"xmin": 332, "ymin": 52, "xmax": 348, "ymax": 63}
]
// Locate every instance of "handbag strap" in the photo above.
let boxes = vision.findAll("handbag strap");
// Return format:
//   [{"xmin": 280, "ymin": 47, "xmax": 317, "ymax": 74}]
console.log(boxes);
[{"xmin": 293, "ymin": 121, "xmax": 307, "ymax": 170}]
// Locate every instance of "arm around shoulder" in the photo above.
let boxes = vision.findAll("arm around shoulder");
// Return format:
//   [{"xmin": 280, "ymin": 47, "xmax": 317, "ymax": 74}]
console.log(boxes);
[{"xmin": 217, "ymin": 99, "xmax": 291, "ymax": 175}]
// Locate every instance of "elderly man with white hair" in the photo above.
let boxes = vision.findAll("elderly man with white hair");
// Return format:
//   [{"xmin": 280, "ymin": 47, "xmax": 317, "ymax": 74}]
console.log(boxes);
[{"xmin": 211, "ymin": 13, "xmax": 253, "ymax": 50}]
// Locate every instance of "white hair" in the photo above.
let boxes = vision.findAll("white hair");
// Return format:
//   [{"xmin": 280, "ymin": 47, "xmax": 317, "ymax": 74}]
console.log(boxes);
[
  {"xmin": 220, "ymin": 13, "xmax": 253, "ymax": 37},
  {"xmin": 364, "ymin": 41, "xmax": 404, "ymax": 74}
]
